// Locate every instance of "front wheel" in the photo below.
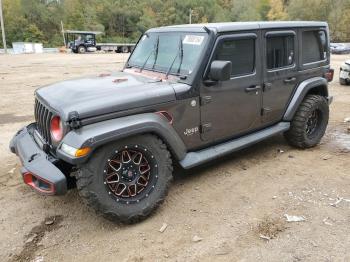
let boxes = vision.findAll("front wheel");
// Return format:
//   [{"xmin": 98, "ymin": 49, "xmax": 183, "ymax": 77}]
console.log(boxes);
[
  {"xmin": 284, "ymin": 95, "xmax": 329, "ymax": 148},
  {"xmin": 76, "ymin": 135, "xmax": 173, "ymax": 223}
]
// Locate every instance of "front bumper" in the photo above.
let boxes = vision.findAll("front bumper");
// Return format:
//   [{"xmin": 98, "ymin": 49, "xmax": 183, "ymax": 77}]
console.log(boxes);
[
  {"xmin": 9, "ymin": 124, "xmax": 67, "ymax": 195},
  {"xmin": 340, "ymin": 64, "xmax": 350, "ymax": 80}
]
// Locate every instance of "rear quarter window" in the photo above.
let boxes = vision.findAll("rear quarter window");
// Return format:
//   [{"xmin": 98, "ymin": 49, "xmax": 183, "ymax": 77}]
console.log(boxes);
[{"xmin": 302, "ymin": 30, "xmax": 327, "ymax": 64}]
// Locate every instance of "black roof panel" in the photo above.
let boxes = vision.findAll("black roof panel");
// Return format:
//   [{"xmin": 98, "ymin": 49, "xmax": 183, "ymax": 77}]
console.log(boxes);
[
  {"xmin": 64, "ymin": 30, "xmax": 103, "ymax": 35},
  {"xmin": 147, "ymin": 21, "xmax": 328, "ymax": 33}
]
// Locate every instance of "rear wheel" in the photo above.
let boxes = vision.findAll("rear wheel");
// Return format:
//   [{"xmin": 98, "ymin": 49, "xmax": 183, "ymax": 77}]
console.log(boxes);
[
  {"xmin": 78, "ymin": 46, "xmax": 86, "ymax": 54},
  {"xmin": 122, "ymin": 46, "xmax": 129, "ymax": 53},
  {"xmin": 284, "ymin": 95, "xmax": 329, "ymax": 148},
  {"xmin": 76, "ymin": 135, "xmax": 173, "ymax": 223}
]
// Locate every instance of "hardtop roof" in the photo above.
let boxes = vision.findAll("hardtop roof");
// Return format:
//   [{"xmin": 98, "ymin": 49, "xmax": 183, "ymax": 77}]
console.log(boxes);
[
  {"xmin": 64, "ymin": 30, "xmax": 103, "ymax": 35},
  {"xmin": 147, "ymin": 21, "xmax": 328, "ymax": 33}
]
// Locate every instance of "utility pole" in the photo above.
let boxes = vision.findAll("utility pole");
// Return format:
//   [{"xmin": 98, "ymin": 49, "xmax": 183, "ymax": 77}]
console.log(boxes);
[
  {"xmin": 0, "ymin": 0, "xmax": 7, "ymax": 54},
  {"xmin": 189, "ymin": 8, "xmax": 193, "ymax": 24},
  {"xmin": 61, "ymin": 21, "xmax": 66, "ymax": 47}
]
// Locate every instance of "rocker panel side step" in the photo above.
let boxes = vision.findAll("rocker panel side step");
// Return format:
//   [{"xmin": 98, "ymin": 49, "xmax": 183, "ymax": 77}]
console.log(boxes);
[{"xmin": 180, "ymin": 122, "xmax": 290, "ymax": 169}]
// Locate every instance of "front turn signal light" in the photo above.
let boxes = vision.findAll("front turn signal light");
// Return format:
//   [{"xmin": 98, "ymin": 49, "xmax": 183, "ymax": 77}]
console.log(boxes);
[
  {"xmin": 61, "ymin": 143, "xmax": 91, "ymax": 157},
  {"xmin": 75, "ymin": 147, "xmax": 91, "ymax": 157}
]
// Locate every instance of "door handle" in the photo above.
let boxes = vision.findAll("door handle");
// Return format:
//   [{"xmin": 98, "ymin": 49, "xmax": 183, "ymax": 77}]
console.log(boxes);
[
  {"xmin": 203, "ymin": 79, "xmax": 218, "ymax": 87},
  {"xmin": 245, "ymin": 85, "xmax": 261, "ymax": 93},
  {"xmin": 284, "ymin": 77, "xmax": 296, "ymax": 83}
]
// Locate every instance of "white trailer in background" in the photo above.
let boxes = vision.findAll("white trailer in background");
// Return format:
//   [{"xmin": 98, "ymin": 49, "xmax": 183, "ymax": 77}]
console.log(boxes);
[
  {"xmin": 96, "ymin": 43, "xmax": 135, "ymax": 53},
  {"xmin": 12, "ymin": 42, "xmax": 43, "ymax": 54}
]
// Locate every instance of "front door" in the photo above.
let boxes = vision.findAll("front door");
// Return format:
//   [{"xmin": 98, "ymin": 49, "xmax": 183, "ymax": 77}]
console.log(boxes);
[
  {"xmin": 262, "ymin": 30, "xmax": 299, "ymax": 124},
  {"xmin": 200, "ymin": 32, "xmax": 263, "ymax": 142}
]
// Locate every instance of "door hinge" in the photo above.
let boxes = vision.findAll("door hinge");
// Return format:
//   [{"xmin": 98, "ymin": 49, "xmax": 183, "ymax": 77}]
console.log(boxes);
[
  {"xmin": 263, "ymin": 82, "xmax": 272, "ymax": 92},
  {"xmin": 200, "ymin": 123, "xmax": 212, "ymax": 133},
  {"xmin": 200, "ymin": 96, "xmax": 212, "ymax": 105}
]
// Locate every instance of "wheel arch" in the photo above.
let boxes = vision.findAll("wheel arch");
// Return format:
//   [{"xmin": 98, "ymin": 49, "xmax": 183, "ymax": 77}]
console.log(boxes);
[
  {"xmin": 306, "ymin": 84, "xmax": 328, "ymax": 97},
  {"xmin": 283, "ymin": 77, "xmax": 330, "ymax": 122},
  {"xmin": 56, "ymin": 113, "xmax": 187, "ymax": 165}
]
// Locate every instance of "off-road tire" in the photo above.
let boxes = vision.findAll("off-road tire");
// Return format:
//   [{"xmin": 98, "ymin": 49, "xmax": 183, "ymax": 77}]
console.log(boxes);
[
  {"xmin": 122, "ymin": 46, "xmax": 129, "ymax": 53},
  {"xmin": 284, "ymin": 95, "xmax": 329, "ymax": 148},
  {"xmin": 78, "ymin": 46, "xmax": 86, "ymax": 54},
  {"xmin": 76, "ymin": 134, "xmax": 173, "ymax": 223}
]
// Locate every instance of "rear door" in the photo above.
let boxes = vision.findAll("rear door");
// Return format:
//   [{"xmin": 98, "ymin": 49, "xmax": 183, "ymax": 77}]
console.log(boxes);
[
  {"xmin": 200, "ymin": 31, "xmax": 263, "ymax": 142},
  {"xmin": 262, "ymin": 30, "xmax": 299, "ymax": 124}
]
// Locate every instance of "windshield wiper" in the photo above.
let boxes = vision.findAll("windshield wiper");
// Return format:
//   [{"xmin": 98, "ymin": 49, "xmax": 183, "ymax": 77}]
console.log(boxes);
[
  {"xmin": 165, "ymin": 36, "xmax": 184, "ymax": 79},
  {"xmin": 140, "ymin": 35, "xmax": 159, "ymax": 73},
  {"xmin": 152, "ymin": 36, "xmax": 160, "ymax": 69}
]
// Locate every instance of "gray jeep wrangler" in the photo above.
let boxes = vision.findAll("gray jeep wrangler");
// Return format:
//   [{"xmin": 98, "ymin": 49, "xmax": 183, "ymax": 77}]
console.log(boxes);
[{"xmin": 10, "ymin": 22, "xmax": 334, "ymax": 223}]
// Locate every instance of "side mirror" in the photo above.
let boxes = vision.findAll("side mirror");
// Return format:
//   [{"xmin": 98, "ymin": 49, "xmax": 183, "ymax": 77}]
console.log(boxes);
[{"xmin": 209, "ymin": 60, "xmax": 232, "ymax": 81}]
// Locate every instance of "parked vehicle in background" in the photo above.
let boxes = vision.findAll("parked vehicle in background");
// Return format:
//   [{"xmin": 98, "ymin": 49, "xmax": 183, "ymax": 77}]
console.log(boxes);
[
  {"xmin": 11, "ymin": 22, "xmax": 333, "ymax": 223},
  {"xmin": 339, "ymin": 59, "xmax": 350, "ymax": 85},
  {"xmin": 64, "ymin": 30, "xmax": 135, "ymax": 54},
  {"xmin": 330, "ymin": 43, "xmax": 350, "ymax": 54}
]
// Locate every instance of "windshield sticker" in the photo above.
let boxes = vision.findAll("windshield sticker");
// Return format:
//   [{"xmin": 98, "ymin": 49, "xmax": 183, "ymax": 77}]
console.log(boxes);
[{"xmin": 183, "ymin": 35, "xmax": 204, "ymax": 45}]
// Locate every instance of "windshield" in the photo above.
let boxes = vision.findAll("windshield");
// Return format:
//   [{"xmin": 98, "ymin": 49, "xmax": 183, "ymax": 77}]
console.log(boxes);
[{"xmin": 128, "ymin": 32, "xmax": 208, "ymax": 76}]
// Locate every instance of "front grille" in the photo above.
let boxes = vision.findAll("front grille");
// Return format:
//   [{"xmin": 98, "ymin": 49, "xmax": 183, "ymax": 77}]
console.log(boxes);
[{"xmin": 34, "ymin": 98, "xmax": 53, "ymax": 144}]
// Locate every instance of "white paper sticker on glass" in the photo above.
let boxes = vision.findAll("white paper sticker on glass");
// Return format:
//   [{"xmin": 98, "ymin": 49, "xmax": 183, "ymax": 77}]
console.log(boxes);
[{"xmin": 183, "ymin": 35, "xmax": 204, "ymax": 45}]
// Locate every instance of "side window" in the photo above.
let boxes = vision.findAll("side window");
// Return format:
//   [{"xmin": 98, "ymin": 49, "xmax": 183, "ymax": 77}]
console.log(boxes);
[
  {"xmin": 302, "ymin": 30, "xmax": 327, "ymax": 64},
  {"xmin": 215, "ymin": 38, "xmax": 255, "ymax": 77},
  {"xmin": 266, "ymin": 35, "xmax": 294, "ymax": 70}
]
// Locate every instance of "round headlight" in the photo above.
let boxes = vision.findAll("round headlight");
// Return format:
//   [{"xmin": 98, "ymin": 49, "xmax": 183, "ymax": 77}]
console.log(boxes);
[{"xmin": 50, "ymin": 116, "xmax": 63, "ymax": 142}]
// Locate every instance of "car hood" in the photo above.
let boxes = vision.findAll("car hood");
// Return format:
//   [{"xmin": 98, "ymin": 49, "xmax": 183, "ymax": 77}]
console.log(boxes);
[{"xmin": 35, "ymin": 71, "xmax": 177, "ymax": 121}]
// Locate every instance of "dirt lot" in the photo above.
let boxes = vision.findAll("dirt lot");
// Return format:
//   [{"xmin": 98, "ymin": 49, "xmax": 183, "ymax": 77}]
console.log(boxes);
[{"xmin": 0, "ymin": 53, "xmax": 349, "ymax": 262}]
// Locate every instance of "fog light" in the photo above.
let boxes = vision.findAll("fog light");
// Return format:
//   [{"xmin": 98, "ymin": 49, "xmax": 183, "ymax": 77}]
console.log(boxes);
[{"xmin": 61, "ymin": 144, "xmax": 91, "ymax": 157}]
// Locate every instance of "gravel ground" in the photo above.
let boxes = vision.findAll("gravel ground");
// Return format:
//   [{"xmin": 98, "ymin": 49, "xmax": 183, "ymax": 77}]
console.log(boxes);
[{"xmin": 0, "ymin": 53, "xmax": 349, "ymax": 262}]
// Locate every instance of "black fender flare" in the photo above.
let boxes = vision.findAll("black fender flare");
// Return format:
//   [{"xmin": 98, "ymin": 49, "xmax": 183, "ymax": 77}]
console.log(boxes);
[
  {"xmin": 56, "ymin": 113, "xmax": 187, "ymax": 165},
  {"xmin": 283, "ymin": 77, "xmax": 329, "ymax": 121}
]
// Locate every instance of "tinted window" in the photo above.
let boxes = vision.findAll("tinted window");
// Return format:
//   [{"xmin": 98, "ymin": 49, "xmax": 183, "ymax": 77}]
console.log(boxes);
[
  {"xmin": 267, "ymin": 35, "xmax": 294, "ymax": 69},
  {"xmin": 302, "ymin": 30, "xmax": 327, "ymax": 64},
  {"xmin": 215, "ymin": 38, "xmax": 255, "ymax": 76}
]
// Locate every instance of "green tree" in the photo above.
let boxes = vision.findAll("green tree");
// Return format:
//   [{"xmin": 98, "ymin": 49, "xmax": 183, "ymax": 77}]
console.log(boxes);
[
  {"xmin": 267, "ymin": 0, "xmax": 288, "ymax": 20},
  {"xmin": 231, "ymin": 0, "xmax": 261, "ymax": 21},
  {"xmin": 258, "ymin": 0, "xmax": 271, "ymax": 20},
  {"xmin": 287, "ymin": 0, "xmax": 332, "ymax": 21},
  {"xmin": 328, "ymin": 0, "xmax": 350, "ymax": 41}
]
